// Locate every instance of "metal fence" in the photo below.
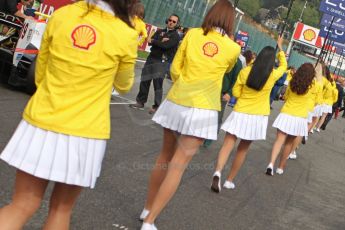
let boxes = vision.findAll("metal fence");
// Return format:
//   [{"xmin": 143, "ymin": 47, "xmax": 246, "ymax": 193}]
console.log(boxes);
[{"xmin": 141, "ymin": 0, "xmax": 341, "ymax": 71}]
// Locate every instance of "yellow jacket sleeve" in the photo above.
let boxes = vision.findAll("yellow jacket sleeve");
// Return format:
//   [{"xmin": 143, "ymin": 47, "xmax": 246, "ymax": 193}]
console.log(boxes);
[
  {"xmin": 272, "ymin": 51, "xmax": 287, "ymax": 81},
  {"xmin": 170, "ymin": 32, "xmax": 189, "ymax": 82},
  {"xmin": 113, "ymin": 39, "xmax": 138, "ymax": 94},
  {"xmin": 226, "ymin": 46, "xmax": 241, "ymax": 73},
  {"xmin": 232, "ymin": 69, "xmax": 246, "ymax": 98},
  {"xmin": 332, "ymin": 84, "xmax": 338, "ymax": 103},
  {"xmin": 35, "ymin": 14, "xmax": 54, "ymax": 87}
]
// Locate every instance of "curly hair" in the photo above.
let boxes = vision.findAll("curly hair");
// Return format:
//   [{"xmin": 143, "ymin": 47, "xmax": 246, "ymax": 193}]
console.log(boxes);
[
  {"xmin": 324, "ymin": 66, "xmax": 334, "ymax": 83},
  {"xmin": 290, "ymin": 63, "xmax": 315, "ymax": 95}
]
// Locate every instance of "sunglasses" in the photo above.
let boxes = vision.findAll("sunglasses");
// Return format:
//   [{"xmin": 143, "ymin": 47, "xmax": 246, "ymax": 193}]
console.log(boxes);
[{"xmin": 168, "ymin": 19, "xmax": 177, "ymax": 24}]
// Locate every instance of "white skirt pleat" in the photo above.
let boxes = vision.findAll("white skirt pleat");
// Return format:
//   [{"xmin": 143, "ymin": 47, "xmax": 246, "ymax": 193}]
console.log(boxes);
[
  {"xmin": 313, "ymin": 105, "xmax": 323, "ymax": 117},
  {"xmin": 152, "ymin": 100, "xmax": 218, "ymax": 140},
  {"xmin": 221, "ymin": 111, "xmax": 268, "ymax": 140},
  {"xmin": 273, "ymin": 113, "xmax": 308, "ymax": 137},
  {"xmin": 0, "ymin": 120, "xmax": 106, "ymax": 188},
  {"xmin": 307, "ymin": 112, "xmax": 314, "ymax": 123},
  {"xmin": 321, "ymin": 104, "xmax": 332, "ymax": 114}
]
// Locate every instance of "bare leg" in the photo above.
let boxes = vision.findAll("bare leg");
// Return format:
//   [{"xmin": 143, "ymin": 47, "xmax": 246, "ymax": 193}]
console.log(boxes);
[
  {"xmin": 278, "ymin": 135, "xmax": 296, "ymax": 170},
  {"xmin": 144, "ymin": 128, "xmax": 177, "ymax": 210},
  {"xmin": 290, "ymin": 136, "xmax": 302, "ymax": 155},
  {"xmin": 310, "ymin": 116, "xmax": 319, "ymax": 131},
  {"xmin": 144, "ymin": 135, "xmax": 203, "ymax": 224},
  {"xmin": 315, "ymin": 113, "xmax": 328, "ymax": 129},
  {"xmin": 0, "ymin": 170, "xmax": 48, "ymax": 230},
  {"xmin": 214, "ymin": 133, "xmax": 237, "ymax": 172},
  {"xmin": 226, "ymin": 139, "xmax": 252, "ymax": 182},
  {"xmin": 43, "ymin": 183, "xmax": 83, "ymax": 230},
  {"xmin": 269, "ymin": 130, "xmax": 288, "ymax": 166}
]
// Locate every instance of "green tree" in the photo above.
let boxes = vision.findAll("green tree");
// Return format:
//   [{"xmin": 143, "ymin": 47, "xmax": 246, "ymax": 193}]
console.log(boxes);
[{"xmin": 238, "ymin": 0, "xmax": 261, "ymax": 17}]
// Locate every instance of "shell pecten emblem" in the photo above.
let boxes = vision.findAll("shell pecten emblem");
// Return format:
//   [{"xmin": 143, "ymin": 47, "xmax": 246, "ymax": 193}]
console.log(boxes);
[
  {"xmin": 303, "ymin": 29, "xmax": 316, "ymax": 42},
  {"xmin": 71, "ymin": 25, "xmax": 97, "ymax": 50},
  {"xmin": 203, "ymin": 42, "xmax": 218, "ymax": 57}
]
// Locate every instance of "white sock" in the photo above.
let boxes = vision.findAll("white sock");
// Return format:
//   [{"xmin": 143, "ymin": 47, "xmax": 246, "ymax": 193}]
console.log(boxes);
[
  {"xmin": 140, "ymin": 208, "xmax": 150, "ymax": 220},
  {"xmin": 213, "ymin": 171, "xmax": 221, "ymax": 178}
]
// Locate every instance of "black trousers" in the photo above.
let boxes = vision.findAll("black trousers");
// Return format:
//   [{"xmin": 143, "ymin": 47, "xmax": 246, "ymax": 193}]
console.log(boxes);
[{"xmin": 136, "ymin": 57, "xmax": 168, "ymax": 109}]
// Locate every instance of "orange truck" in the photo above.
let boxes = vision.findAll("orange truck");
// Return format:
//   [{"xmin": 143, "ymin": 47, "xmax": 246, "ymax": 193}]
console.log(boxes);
[{"xmin": 0, "ymin": 0, "xmax": 73, "ymax": 93}]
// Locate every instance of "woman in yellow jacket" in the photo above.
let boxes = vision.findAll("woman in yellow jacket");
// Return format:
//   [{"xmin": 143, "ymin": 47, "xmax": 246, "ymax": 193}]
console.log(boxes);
[
  {"xmin": 131, "ymin": 2, "xmax": 148, "ymax": 46},
  {"xmin": 310, "ymin": 63, "xmax": 330, "ymax": 133},
  {"xmin": 314, "ymin": 66, "xmax": 338, "ymax": 132},
  {"xmin": 140, "ymin": 1, "xmax": 240, "ymax": 229},
  {"xmin": 266, "ymin": 63, "xmax": 316, "ymax": 175},
  {"xmin": 0, "ymin": 1, "xmax": 138, "ymax": 229},
  {"xmin": 210, "ymin": 36, "xmax": 287, "ymax": 192}
]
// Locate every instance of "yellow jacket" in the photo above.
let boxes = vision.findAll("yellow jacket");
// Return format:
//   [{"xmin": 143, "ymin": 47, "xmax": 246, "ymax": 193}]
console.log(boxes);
[
  {"xmin": 133, "ymin": 16, "xmax": 147, "ymax": 46},
  {"xmin": 23, "ymin": 1, "xmax": 138, "ymax": 139},
  {"xmin": 281, "ymin": 83, "xmax": 317, "ymax": 118},
  {"xmin": 323, "ymin": 80, "xmax": 337, "ymax": 105},
  {"xmin": 286, "ymin": 70, "xmax": 293, "ymax": 82},
  {"xmin": 232, "ymin": 51, "xmax": 287, "ymax": 115},
  {"xmin": 314, "ymin": 79, "xmax": 324, "ymax": 105},
  {"xmin": 167, "ymin": 28, "xmax": 241, "ymax": 111}
]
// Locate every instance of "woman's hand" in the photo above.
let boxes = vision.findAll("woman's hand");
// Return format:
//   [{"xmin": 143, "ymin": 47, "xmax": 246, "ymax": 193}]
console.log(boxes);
[{"xmin": 277, "ymin": 36, "xmax": 284, "ymax": 51}]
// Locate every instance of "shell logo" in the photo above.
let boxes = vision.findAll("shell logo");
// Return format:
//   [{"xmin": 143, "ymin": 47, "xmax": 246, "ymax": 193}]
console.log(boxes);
[
  {"xmin": 203, "ymin": 42, "xmax": 218, "ymax": 57},
  {"xmin": 71, "ymin": 25, "xmax": 97, "ymax": 50},
  {"xmin": 303, "ymin": 29, "xmax": 316, "ymax": 42}
]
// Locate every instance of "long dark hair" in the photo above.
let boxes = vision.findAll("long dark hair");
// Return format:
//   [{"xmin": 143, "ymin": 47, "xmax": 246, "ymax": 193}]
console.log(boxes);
[
  {"xmin": 290, "ymin": 63, "xmax": 315, "ymax": 95},
  {"xmin": 201, "ymin": 0, "xmax": 235, "ymax": 37},
  {"xmin": 246, "ymin": 46, "xmax": 276, "ymax": 90},
  {"xmin": 324, "ymin": 66, "xmax": 334, "ymax": 83},
  {"xmin": 86, "ymin": 0, "xmax": 138, "ymax": 28},
  {"xmin": 131, "ymin": 2, "xmax": 145, "ymax": 19}
]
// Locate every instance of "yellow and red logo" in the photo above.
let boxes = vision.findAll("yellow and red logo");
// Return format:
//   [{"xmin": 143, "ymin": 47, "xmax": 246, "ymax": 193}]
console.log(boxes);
[
  {"xmin": 303, "ymin": 29, "xmax": 316, "ymax": 42},
  {"xmin": 203, "ymin": 42, "xmax": 218, "ymax": 57},
  {"xmin": 71, "ymin": 25, "xmax": 96, "ymax": 50}
]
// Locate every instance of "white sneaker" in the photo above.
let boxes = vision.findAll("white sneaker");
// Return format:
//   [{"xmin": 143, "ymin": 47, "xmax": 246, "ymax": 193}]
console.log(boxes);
[
  {"xmin": 223, "ymin": 180, "xmax": 235, "ymax": 189},
  {"xmin": 141, "ymin": 223, "xmax": 157, "ymax": 230},
  {"xmin": 310, "ymin": 129, "xmax": 314, "ymax": 134},
  {"xmin": 288, "ymin": 151, "xmax": 297, "ymax": 160},
  {"xmin": 266, "ymin": 163, "xmax": 274, "ymax": 176},
  {"xmin": 139, "ymin": 209, "xmax": 150, "ymax": 221},
  {"xmin": 276, "ymin": 168, "xmax": 284, "ymax": 175},
  {"xmin": 316, "ymin": 128, "xmax": 320, "ymax": 132},
  {"xmin": 211, "ymin": 171, "xmax": 221, "ymax": 193},
  {"xmin": 111, "ymin": 89, "xmax": 119, "ymax": 96}
]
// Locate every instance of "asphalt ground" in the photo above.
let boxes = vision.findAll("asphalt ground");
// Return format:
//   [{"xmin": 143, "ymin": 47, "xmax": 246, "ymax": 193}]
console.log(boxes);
[{"xmin": 1, "ymin": 61, "xmax": 345, "ymax": 230}]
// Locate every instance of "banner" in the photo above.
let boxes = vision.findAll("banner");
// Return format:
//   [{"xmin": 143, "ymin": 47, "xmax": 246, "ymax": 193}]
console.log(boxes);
[
  {"xmin": 320, "ymin": 0, "xmax": 345, "ymax": 19},
  {"xmin": 292, "ymin": 22, "xmax": 324, "ymax": 48},
  {"xmin": 320, "ymin": 14, "xmax": 345, "ymax": 32},
  {"xmin": 235, "ymin": 30, "xmax": 249, "ymax": 52},
  {"xmin": 319, "ymin": 25, "xmax": 345, "ymax": 43},
  {"xmin": 334, "ymin": 41, "xmax": 345, "ymax": 54}
]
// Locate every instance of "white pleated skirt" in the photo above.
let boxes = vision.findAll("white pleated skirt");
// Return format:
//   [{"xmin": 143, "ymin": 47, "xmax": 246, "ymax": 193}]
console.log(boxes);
[
  {"xmin": 307, "ymin": 112, "xmax": 314, "ymax": 123},
  {"xmin": 221, "ymin": 111, "xmax": 269, "ymax": 140},
  {"xmin": 273, "ymin": 113, "xmax": 308, "ymax": 137},
  {"xmin": 313, "ymin": 105, "xmax": 323, "ymax": 117},
  {"xmin": 152, "ymin": 100, "xmax": 218, "ymax": 140},
  {"xmin": 321, "ymin": 104, "xmax": 332, "ymax": 114},
  {"xmin": 0, "ymin": 120, "xmax": 107, "ymax": 188}
]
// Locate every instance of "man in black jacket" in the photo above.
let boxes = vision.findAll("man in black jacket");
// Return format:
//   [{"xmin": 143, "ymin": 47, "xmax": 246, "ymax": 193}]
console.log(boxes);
[{"xmin": 130, "ymin": 14, "xmax": 180, "ymax": 114}]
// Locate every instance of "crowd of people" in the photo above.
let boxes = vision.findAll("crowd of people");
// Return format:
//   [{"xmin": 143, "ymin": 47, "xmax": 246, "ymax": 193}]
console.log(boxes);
[{"xmin": 0, "ymin": 0, "xmax": 344, "ymax": 230}]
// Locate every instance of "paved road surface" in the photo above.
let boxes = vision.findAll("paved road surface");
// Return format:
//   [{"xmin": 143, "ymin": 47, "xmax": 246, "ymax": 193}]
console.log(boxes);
[{"xmin": 1, "ymin": 62, "xmax": 345, "ymax": 230}]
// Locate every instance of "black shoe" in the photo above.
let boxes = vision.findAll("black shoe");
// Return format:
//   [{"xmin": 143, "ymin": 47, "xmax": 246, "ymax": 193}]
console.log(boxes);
[
  {"xmin": 301, "ymin": 136, "xmax": 306, "ymax": 145},
  {"xmin": 211, "ymin": 175, "xmax": 221, "ymax": 193},
  {"xmin": 266, "ymin": 167, "xmax": 273, "ymax": 176}
]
